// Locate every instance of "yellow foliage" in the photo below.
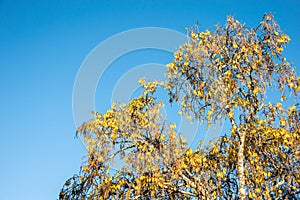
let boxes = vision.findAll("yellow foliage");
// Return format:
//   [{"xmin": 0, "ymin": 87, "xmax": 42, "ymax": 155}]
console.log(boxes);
[{"xmin": 60, "ymin": 14, "xmax": 300, "ymax": 200}]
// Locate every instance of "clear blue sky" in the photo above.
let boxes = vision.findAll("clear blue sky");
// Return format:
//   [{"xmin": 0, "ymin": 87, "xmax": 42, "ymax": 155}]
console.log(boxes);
[{"xmin": 0, "ymin": 1, "xmax": 299, "ymax": 199}]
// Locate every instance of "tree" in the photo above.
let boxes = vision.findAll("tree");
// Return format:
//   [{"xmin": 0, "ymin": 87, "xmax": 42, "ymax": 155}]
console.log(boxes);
[{"xmin": 60, "ymin": 14, "xmax": 300, "ymax": 199}]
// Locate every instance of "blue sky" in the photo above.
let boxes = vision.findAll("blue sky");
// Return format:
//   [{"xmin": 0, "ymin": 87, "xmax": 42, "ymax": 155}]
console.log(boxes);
[{"xmin": 0, "ymin": 1, "xmax": 300, "ymax": 199}]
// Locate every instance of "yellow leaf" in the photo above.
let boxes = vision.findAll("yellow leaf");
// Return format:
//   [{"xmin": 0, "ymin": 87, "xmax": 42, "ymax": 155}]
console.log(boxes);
[
  {"xmin": 138, "ymin": 78, "xmax": 146, "ymax": 85},
  {"xmin": 170, "ymin": 123, "xmax": 176, "ymax": 129},
  {"xmin": 111, "ymin": 133, "xmax": 117, "ymax": 140},
  {"xmin": 233, "ymin": 42, "xmax": 238, "ymax": 48},
  {"xmin": 280, "ymin": 95, "xmax": 286, "ymax": 101},
  {"xmin": 279, "ymin": 118, "xmax": 286, "ymax": 126},
  {"xmin": 186, "ymin": 148, "xmax": 193, "ymax": 156},
  {"xmin": 289, "ymin": 105, "xmax": 296, "ymax": 112}
]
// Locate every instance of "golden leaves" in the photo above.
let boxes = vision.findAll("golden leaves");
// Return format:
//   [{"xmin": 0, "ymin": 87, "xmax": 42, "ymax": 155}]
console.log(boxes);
[
  {"xmin": 61, "ymin": 14, "xmax": 300, "ymax": 200},
  {"xmin": 169, "ymin": 123, "xmax": 176, "ymax": 129},
  {"xmin": 279, "ymin": 117, "xmax": 286, "ymax": 127},
  {"xmin": 162, "ymin": 13, "xmax": 299, "ymax": 199},
  {"xmin": 186, "ymin": 148, "xmax": 193, "ymax": 156}
]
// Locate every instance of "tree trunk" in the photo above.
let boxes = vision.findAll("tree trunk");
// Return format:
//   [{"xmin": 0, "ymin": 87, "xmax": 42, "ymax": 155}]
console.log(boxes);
[{"xmin": 237, "ymin": 131, "xmax": 246, "ymax": 199}]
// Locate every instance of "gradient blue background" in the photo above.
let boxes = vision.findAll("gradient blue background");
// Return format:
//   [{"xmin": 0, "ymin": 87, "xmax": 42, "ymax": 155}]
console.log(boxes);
[{"xmin": 1, "ymin": 1, "xmax": 299, "ymax": 199}]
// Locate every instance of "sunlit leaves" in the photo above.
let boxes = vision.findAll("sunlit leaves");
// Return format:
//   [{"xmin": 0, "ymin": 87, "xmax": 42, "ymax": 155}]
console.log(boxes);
[
  {"xmin": 165, "ymin": 13, "xmax": 299, "ymax": 199},
  {"xmin": 166, "ymin": 14, "xmax": 298, "ymax": 126},
  {"xmin": 60, "ymin": 14, "xmax": 299, "ymax": 199}
]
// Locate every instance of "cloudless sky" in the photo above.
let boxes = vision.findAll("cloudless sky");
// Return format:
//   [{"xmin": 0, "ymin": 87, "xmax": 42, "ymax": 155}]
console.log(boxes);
[{"xmin": 1, "ymin": 1, "xmax": 300, "ymax": 199}]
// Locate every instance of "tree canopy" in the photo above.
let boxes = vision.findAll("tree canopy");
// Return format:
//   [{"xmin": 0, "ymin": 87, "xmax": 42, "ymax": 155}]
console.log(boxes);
[{"xmin": 60, "ymin": 14, "xmax": 299, "ymax": 199}]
